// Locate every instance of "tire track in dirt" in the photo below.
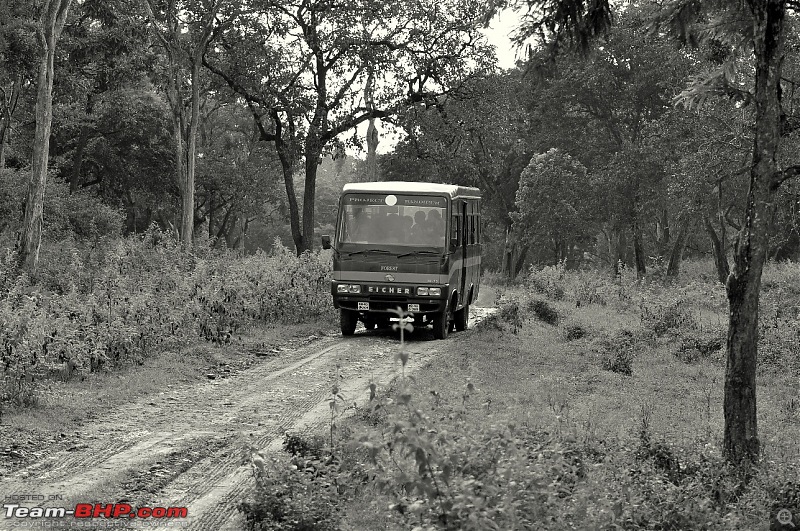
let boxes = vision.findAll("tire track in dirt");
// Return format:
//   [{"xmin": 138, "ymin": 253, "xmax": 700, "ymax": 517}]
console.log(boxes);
[
  {"xmin": 153, "ymin": 335, "xmax": 444, "ymax": 531},
  {"xmin": 0, "ymin": 337, "xmax": 344, "ymax": 503},
  {"xmin": 1, "ymin": 309, "xmax": 496, "ymax": 531}
]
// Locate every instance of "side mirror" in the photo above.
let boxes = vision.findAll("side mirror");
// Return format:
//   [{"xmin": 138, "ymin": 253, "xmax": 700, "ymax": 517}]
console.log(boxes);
[{"xmin": 321, "ymin": 235, "xmax": 331, "ymax": 249}]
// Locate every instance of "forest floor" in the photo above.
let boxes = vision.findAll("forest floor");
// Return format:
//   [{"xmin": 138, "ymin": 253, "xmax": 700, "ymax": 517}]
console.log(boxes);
[
  {"xmin": 0, "ymin": 289, "xmax": 498, "ymax": 530},
  {"xmin": 1, "ymin": 276, "xmax": 798, "ymax": 530}
]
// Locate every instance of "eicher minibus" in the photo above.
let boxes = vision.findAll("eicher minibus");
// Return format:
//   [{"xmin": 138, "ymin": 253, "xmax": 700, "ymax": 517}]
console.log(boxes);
[{"xmin": 322, "ymin": 181, "xmax": 481, "ymax": 339}]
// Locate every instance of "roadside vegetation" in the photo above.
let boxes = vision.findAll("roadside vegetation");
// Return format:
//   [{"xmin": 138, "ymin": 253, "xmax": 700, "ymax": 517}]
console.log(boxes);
[
  {"xmin": 239, "ymin": 261, "xmax": 800, "ymax": 530},
  {"xmin": 0, "ymin": 229, "xmax": 333, "ymax": 417}
]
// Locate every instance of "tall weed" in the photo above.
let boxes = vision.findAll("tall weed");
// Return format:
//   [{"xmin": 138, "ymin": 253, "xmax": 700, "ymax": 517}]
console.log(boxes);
[{"xmin": 0, "ymin": 231, "xmax": 333, "ymax": 408}]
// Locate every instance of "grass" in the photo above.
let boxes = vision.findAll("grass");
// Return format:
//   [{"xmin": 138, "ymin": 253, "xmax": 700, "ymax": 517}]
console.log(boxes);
[{"xmin": 330, "ymin": 261, "xmax": 800, "ymax": 530}]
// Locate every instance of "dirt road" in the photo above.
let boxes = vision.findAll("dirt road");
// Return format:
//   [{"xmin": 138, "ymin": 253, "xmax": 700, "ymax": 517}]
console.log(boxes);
[{"xmin": 1, "ymin": 301, "xmax": 496, "ymax": 530}]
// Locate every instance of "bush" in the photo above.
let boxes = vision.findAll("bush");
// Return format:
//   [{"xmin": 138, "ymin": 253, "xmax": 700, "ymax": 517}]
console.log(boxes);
[
  {"xmin": 527, "ymin": 298, "xmax": 559, "ymax": 325},
  {"xmin": 571, "ymin": 274, "xmax": 607, "ymax": 306},
  {"xmin": 527, "ymin": 261, "xmax": 567, "ymax": 301},
  {"xmin": 675, "ymin": 330, "xmax": 725, "ymax": 364},
  {"xmin": 594, "ymin": 330, "xmax": 637, "ymax": 376},
  {"xmin": 239, "ymin": 454, "xmax": 341, "ymax": 531},
  {"xmin": 564, "ymin": 324, "xmax": 587, "ymax": 341},
  {"xmin": 492, "ymin": 295, "xmax": 522, "ymax": 333},
  {"xmin": 0, "ymin": 231, "xmax": 333, "ymax": 410},
  {"xmin": 640, "ymin": 296, "xmax": 696, "ymax": 337},
  {"xmin": 0, "ymin": 170, "xmax": 123, "ymax": 242}
]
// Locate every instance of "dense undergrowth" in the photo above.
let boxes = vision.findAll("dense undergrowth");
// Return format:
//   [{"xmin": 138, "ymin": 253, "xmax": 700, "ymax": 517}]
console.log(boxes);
[
  {"xmin": 0, "ymin": 229, "xmax": 332, "ymax": 411},
  {"xmin": 239, "ymin": 259, "xmax": 800, "ymax": 530}
]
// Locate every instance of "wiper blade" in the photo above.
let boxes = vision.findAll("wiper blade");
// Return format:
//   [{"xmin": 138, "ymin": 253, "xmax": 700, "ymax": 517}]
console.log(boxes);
[
  {"xmin": 396, "ymin": 250, "xmax": 442, "ymax": 258},
  {"xmin": 346, "ymin": 249, "xmax": 391, "ymax": 257}
]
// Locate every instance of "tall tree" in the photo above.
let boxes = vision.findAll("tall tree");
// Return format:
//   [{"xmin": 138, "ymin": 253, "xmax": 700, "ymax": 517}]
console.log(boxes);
[
  {"xmin": 0, "ymin": 1, "xmax": 37, "ymax": 169},
  {"xmin": 663, "ymin": 0, "xmax": 800, "ymax": 465},
  {"xmin": 205, "ymin": 0, "xmax": 495, "ymax": 254},
  {"xmin": 380, "ymin": 72, "xmax": 531, "ymax": 273},
  {"xmin": 16, "ymin": 0, "xmax": 73, "ymax": 273},
  {"xmin": 58, "ymin": 0, "xmax": 155, "ymax": 193},
  {"xmin": 142, "ymin": 0, "xmax": 228, "ymax": 247},
  {"xmin": 513, "ymin": 0, "xmax": 800, "ymax": 464},
  {"xmin": 511, "ymin": 148, "xmax": 593, "ymax": 264}
]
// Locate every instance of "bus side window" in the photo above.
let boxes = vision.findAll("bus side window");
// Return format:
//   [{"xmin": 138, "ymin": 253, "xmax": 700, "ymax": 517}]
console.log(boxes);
[
  {"xmin": 470, "ymin": 214, "xmax": 476, "ymax": 244},
  {"xmin": 451, "ymin": 214, "xmax": 460, "ymax": 246}
]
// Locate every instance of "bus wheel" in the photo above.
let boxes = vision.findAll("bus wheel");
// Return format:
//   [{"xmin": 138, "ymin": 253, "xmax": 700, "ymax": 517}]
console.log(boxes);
[
  {"xmin": 341, "ymin": 309, "xmax": 358, "ymax": 336},
  {"xmin": 454, "ymin": 304, "xmax": 469, "ymax": 332},
  {"xmin": 433, "ymin": 303, "xmax": 450, "ymax": 340}
]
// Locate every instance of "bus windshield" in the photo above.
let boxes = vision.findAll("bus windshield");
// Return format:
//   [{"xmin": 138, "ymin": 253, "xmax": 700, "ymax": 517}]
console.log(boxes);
[{"xmin": 338, "ymin": 194, "xmax": 447, "ymax": 247}]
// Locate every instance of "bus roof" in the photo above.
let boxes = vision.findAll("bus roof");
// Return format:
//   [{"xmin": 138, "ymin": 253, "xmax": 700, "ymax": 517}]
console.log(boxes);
[{"xmin": 342, "ymin": 181, "xmax": 481, "ymax": 199}]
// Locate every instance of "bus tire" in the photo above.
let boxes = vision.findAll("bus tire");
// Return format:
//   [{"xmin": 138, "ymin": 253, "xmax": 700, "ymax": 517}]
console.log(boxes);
[
  {"xmin": 454, "ymin": 304, "xmax": 469, "ymax": 332},
  {"xmin": 341, "ymin": 309, "xmax": 358, "ymax": 336},
  {"xmin": 433, "ymin": 301, "xmax": 451, "ymax": 340}
]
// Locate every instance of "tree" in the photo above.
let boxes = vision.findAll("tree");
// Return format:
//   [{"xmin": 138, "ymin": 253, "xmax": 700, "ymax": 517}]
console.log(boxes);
[
  {"xmin": 142, "ymin": 0, "xmax": 229, "ymax": 247},
  {"xmin": 57, "ymin": 0, "xmax": 155, "ymax": 193},
  {"xmin": 380, "ymin": 72, "xmax": 531, "ymax": 273},
  {"xmin": 513, "ymin": 0, "xmax": 800, "ymax": 464},
  {"xmin": 0, "ymin": 1, "xmax": 38, "ymax": 170},
  {"xmin": 664, "ymin": 0, "xmax": 800, "ymax": 465},
  {"xmin": 519, "ymin": 13, "xmax": 696, "ymax": 276},
  {"xmin": 193, "ymin": 99, "xmax": 286, "ymax": 248},
  {"xmin": 511, "ymin": 148, "xmax": 592, "ymax": 264},
  {"xmin": 205, "ymin": 0, "xmax": 495, "ymax": 254},
  {"xmin": 16, "ymin": 0, "xmax": 73, "ymax": 273}
]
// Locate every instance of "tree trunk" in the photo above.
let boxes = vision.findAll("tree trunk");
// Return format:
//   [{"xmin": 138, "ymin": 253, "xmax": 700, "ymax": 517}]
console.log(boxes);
[
  {"xmin": 181, "ymin": 57, "xmax": 203, "ymax": 247},
  {"xmin": 301, "ymin": 145, "xmax": 322, "ymax": 254},
  {"xmin": 632, "ymin": 217, "xmax": 646, "ymax": 278},
  {"xmin": 17, "ymin": 0, "xmax": 72, "ymax": 273},
  {"xmin": 0, "ymin": 74, "xmax": 23, "ymax": 170},
  {"xmin": 704, "ymin": 215, "xmax": 730, "ymax": 284},
  {"xmin": 365, "ymin": 119, "xmax": 378, "ymax": 181},
  {"xmin": 666, "ymin": 216, "xmax": 691, "ymax": 277},
  {"xmin": 69, "ymin": 93, "xmax": 95, "ymax": 193},
  {"xmin": 170, "ymin": 94, "xmax": 187, "ymax": 244},
  {"xmin": 272, "ymin": 117, "xmax": 303, "ymax": 253},
  {"xmin": 656, "ymin": 208, "xmax": 671, "ymax": 256},
  {"xmin": 363, "ymin": 69, "xmax": 378, "ymax": 181},
  {"xmin": 724, "ymin": 0, "xmax": 786, "ymax": 466}
]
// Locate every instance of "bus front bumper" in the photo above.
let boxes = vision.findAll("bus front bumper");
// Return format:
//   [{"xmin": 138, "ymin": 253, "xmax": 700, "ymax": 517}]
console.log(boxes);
[{"xmin": 331, "ymin": 282, "xmax": 447, "ymax": 316}]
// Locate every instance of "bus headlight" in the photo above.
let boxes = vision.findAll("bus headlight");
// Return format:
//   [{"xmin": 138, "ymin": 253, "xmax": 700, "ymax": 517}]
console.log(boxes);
[
  {"xmin": 337, "ymin": 284, "xmax": 361, "ymax": 294},
  {"xmin": 417, "ymin": 287, "xmax": 441, "ymax": 296}
]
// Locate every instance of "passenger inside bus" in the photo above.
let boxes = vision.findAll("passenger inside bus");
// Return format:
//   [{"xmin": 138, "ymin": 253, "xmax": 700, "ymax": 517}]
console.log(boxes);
[
  {"xmin": 426, "ymin": 210, "xmax": 445, "ymax": 246},
  {"xmin": 410, "ymin": 211, "xmax": 427, "ymax": 240}
]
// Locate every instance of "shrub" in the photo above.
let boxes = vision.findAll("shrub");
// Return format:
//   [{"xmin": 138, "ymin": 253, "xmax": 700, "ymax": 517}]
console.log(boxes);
[
  {"xmin": 595, "ymin": 330, "xmax": 637, "ymax": 376},
  {"xmin": 0, "ymin": 231, "xmax": 334, "ymax": 410},
  {"xmin": 527, "ymin": 298, "xmax": 559, "ymax": 325},
  {"xmin": 239, "ymin": 454, "xmax": 341, "ymax": 531},
  {"xmin": 493, "ymin": 295, "xmax": 522, "ymax": 333},
  {"xmin": 571, "ymin": 274, "xmax": 607, "ymax": 306},
  {"xmin": 564, "ymin": 324, "xmax": 587, "ymax": 341},
  {"xmin": 640, "ymin": 296, "xmax": 696, "ymax": 337},
  {"xmin": 601, "ymin": 349, "xmax": 633, "ymax": 376},
  {"xmin": 527, "ymin": 260, "xmax": 567, "ymax": 301},
  {"xmin": 675, "ymin": 330, "xmax": 725, "ymax": 364},
  {"xmin": 0, "ymin": 170, "xmax": 123, "ymax": 242}
]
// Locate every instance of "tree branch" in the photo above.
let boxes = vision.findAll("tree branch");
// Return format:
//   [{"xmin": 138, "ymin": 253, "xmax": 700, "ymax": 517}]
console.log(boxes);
[{"xmin": 772, "ymin": 164, "xmax": 800, "ymax": 189}]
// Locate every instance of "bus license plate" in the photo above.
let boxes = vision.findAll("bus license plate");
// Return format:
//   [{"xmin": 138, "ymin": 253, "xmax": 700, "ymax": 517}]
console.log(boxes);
[
  {"xmin": 358, "ymin": 302, "xmax": 369, "ymax": 310},
  {"xmin": 408, "ymin": 304, "xmax": 420, "ymax": 312}
]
